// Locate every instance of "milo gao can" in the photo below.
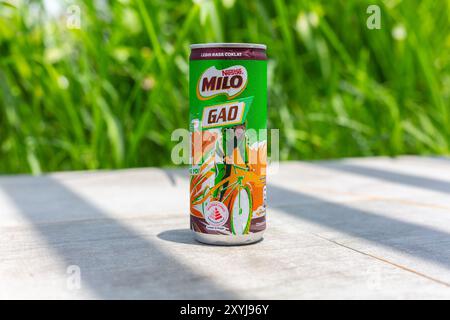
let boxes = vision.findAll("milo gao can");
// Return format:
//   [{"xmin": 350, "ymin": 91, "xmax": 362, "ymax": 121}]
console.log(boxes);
[{"xmin": 189, "ymin": 43, "xmax": 267, "ymax": 245}]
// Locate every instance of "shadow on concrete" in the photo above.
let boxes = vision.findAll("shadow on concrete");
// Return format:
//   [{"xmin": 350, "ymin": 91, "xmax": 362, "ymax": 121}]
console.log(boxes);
[
  {"xmin": 157, "ymin": 228, "xmax": 204, "ymax": 246},
  {"xmin": 319, "ymin": 162, "xmax": 450, "ymax": 194},
  {"xmin": 0, "ymin": 175, "xmax": 236, "ymax": 299},
  {"xmin": 268, "ymin": 183, "xmax": 450, "ymax": 272}
]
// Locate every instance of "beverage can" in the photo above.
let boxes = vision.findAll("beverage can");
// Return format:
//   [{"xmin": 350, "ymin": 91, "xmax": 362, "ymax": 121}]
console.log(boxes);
[{"xmin": 189, "ymin": 43, "xmax": 267, "ymax": 245}]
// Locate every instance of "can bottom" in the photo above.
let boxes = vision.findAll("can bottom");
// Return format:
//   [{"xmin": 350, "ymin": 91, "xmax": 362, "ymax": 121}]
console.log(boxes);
[{"xmin": 193, "ymin": 230, "xmax": 264, "ymax": 246}]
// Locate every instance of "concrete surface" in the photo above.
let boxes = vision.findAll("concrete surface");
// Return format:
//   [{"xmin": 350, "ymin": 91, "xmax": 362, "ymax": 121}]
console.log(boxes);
[{"xmin": 0, "ymin": 156, "xmax": 450, "ymax": 299}]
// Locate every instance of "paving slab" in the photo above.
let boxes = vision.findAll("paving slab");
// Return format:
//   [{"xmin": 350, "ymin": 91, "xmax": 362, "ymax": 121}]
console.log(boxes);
[{"xmin": 1, "ymin": 156, "xmax": 450, "ymax": 299}]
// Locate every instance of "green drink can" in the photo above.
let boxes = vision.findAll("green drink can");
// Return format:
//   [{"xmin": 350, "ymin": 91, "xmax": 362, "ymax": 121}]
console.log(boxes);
[{"xmin": 189, "ymin": 43, "xmax": 267, "ymax": 245}]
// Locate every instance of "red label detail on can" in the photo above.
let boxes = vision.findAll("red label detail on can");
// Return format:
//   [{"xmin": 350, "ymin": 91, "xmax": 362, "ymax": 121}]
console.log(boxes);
[{"xmin": 205, "ymin": 201, "xmax": 229, "ymax": 227}]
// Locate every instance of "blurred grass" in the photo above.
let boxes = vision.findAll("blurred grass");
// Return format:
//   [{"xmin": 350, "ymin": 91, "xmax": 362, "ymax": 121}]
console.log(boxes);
[{"xmin": 0, "ymin": 0, "xmax": 449, "ymax": 174}]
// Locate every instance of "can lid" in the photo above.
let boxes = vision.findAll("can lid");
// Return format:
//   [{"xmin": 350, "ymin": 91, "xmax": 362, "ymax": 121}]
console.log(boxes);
[{"xmin": 190, "ymin": 43, "xmax": 266, "ymax": 50}]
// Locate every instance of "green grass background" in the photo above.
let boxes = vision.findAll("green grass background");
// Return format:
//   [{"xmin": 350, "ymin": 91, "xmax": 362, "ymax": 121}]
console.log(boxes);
[{"xmin": 0, "ymin": 0, "xmax": 449, "ymax": 174}]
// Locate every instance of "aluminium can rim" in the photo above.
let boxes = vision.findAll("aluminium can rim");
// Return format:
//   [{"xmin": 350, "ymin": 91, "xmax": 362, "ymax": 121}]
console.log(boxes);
[{"xmin": 190, "ymin": 43, "xmax": 266, "ymax": 50}]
